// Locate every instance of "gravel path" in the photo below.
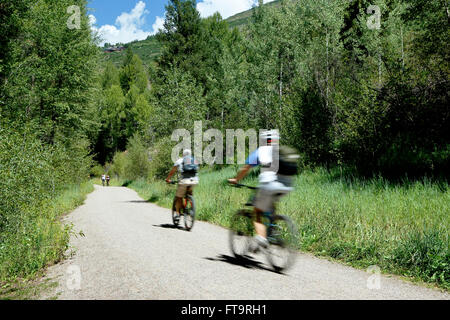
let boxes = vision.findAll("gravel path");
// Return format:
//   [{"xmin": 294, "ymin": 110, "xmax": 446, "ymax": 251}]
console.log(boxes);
[{"xmin": 40, "ymin": 185, "xmax": 449, "ymax": 300}]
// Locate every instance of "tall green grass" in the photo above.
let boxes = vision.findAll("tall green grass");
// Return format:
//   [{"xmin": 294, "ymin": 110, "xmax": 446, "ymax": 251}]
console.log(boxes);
[
  {"xmin": 128, "ymin": 166, "xmax": 449, "ymax": 290},
  {"xmin": 0, "ymin": 181, "xmax": 94, "ymax": 286}
]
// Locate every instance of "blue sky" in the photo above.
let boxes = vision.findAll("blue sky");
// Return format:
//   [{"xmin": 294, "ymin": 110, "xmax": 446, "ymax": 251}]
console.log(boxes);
[
  {"xmin": 87, "ymin": 0, "xmax": 275, "ymax": 46},
  {"xmin": 87, "ymin": 0, "xmax": 166, "ymax": 34}
]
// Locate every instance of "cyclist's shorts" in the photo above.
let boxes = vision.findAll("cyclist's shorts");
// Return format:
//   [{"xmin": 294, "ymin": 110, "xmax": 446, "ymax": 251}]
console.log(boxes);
[
  {"xmin": 176, "ymin": 184, "xmax": 195, "ymax": 198},
  {"xmin": 253, "ymin": 181, "xmax": 293, "ymax": 212}
]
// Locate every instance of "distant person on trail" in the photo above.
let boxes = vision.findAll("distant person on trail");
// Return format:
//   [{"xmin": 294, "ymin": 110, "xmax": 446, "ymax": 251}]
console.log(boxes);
[
  {"xmin": 101, "ymin": 174, "xmax": 106, "ymax": 187},
  {"xmin": 106, "ymin": 175, "xmax": 110, "ymax": 186},
  {"xmin": 166, "ymin": 149, "xmax": 199, "ymax": 217}
]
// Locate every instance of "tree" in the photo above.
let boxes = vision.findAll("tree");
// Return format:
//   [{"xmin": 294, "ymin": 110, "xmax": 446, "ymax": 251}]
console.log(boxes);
[
  {"xmin": 102, "ymin": 61, "xmax": 120, "ymax": 89},
  {"xmin": 150, "ymin": 67, "xmax": 206, "ymax": 139},
  {"xmin": 1, "ymin": 0, "xmax": 99, "ymax": 146},
  {"xmin": 120, "ymin": 52, "xmax": 148, "ymax": 93},
  {"xmin": 156, "ymin": 0, "xmax": 203, "ymax": 83}
]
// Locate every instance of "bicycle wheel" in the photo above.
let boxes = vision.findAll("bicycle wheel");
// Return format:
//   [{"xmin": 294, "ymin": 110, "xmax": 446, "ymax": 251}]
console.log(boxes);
[
  {"xmin": 229, "ymin": 210, "xmax": 254, "ymax": 260},
  {"xmin": 184, "ymin": 195, "xmax": 195, "ymax": 231},
  {"xmin": 172, "ymin": 197, "xmax": 180, "ymax": 227},
  {"xmin": 265, "ymin": 215, "xmax": 298, "ymax": 273}
]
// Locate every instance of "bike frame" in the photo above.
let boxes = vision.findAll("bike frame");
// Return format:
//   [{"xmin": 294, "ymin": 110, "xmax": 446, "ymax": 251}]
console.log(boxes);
[{"xmin": 169, "ymin": 180, "xmax": 192, "ymax": 210}]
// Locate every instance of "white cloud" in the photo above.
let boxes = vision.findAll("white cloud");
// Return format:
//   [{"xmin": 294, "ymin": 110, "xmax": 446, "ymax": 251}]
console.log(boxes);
[
  {"xmin": 88, "ymin": 14, "xmax": 96, "ymax": 26},
  {"xmin": 196, "ymin": 0, "xmax": 276, "ymax": 19},
  {"xmin": 91, "ymin": 1, "xmax": 152, "ymax": 46},
  {"xmin": 151, "ymin": 16, "xmax": 165, "ymax": 35}
]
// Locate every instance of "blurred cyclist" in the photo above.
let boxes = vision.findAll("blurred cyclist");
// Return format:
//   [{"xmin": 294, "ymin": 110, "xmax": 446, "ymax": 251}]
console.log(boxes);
[{"xmin": 228, "ymin": 130, "xmax": 298, "ymax": 248}]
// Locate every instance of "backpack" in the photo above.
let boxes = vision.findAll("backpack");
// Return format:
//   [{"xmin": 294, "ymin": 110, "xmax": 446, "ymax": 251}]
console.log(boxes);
[
  {"xmin": 277, "ymin": 145, "xmax": 300, "ymax": 176},
  {"xmin": 182, "ymin": 156, "xmax": 199, "ymax": 178}
]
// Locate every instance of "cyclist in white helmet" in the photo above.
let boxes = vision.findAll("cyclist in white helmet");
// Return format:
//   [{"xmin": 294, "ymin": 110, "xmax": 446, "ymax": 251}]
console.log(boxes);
[{"xmin": 228, "ymin": 130, "xmax": 295, "ymax": 248}]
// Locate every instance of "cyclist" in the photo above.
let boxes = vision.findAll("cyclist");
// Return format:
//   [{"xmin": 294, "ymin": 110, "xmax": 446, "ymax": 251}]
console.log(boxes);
[
  {"xmin": 228, "ymin": 130, "xmax": 296, "ymax": 249},
  {"xmin": 166, "ymin": 149, "xmax": 199, "ymax": 219}
]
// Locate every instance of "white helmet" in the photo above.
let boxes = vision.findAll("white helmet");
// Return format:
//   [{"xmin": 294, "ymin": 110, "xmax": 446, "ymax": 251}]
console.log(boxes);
[
  {"xmin": 260, "ymin": 129, "xmax": 280, "ymax": 141},
  {"xmin": 183, "ymin": 149, "xmax": 192, "ymax": 157}
]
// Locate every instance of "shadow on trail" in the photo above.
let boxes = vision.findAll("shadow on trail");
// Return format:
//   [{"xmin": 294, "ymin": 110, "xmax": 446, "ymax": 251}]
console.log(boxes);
[
  {"xmin": 153, "ymin": 224, "xmax": 188, "ymax": 231},
  {"xmin": 204, "ymin": 254, "xmax": 283, "ymax": 275},
  {"xmin": 122, "ymin": 195, "xmax": 160, "ymax": 203},
  {"xmin": 124, "ymin": 200, "xmax": 150, "ymax": 203}
]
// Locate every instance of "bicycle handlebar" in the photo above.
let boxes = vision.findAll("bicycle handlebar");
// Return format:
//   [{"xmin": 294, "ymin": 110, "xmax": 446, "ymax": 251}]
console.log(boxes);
[{"xmin": 228, "ymin": 182, "xmax": 258, "ymax": 190}]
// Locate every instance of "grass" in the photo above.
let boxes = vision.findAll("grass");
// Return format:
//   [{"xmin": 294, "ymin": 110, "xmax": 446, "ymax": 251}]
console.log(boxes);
[
  {"xmin": 0, "ymin": 181, "xmax": 94, "ymax": 300},
  {"xmin": 125, "ymin": 166, "xmax": 449, "ymax": 291}
]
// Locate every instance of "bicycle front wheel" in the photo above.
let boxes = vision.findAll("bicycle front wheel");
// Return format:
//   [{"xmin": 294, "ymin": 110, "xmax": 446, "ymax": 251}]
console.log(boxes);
[
  {"xmin": 184, "ymin": 195, "xmax": 195, "ymax": 231},
  {"xmin": 265, "ymin": 215, "xmax": 298, "ymax": 273},
  {"xmin": 229, "ymin": 210, "xmax": 254, "ymax": 260}
]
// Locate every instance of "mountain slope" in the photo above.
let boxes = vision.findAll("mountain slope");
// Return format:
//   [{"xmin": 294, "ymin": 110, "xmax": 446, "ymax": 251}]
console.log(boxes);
[{"xmin": 102, "ymin": 1, "xmax": 281, "ymax": 67}]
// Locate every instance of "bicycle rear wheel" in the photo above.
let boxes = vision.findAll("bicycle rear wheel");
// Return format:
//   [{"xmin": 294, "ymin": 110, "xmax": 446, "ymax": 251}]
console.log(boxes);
[
  {"xmin": 172, "ymin": 197, "xmax": 180, "ymax": 227},
  {"xmin": 229, "ymin": 210, "xmax": 254, "ymax": 260},
  {"xmin": 265, "ymin": 215, "xmax": 298, "ymax": 273},
  {"xmin": 184, "ymin": 195, "xmax": 195, "ymax": 231}
]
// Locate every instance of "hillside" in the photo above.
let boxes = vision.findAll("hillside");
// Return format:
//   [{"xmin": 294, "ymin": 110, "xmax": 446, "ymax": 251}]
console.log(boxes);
[
  {"xmin": 102, "ymin": 1, "xmax": 281, "ymax": 67},
  {"xmin": 226, "ymin": 0, "xmax": 281, "ymax": 29},
  {"xmin": 101, "ymin": 35, "xmax": 161, "ymax": 67}
]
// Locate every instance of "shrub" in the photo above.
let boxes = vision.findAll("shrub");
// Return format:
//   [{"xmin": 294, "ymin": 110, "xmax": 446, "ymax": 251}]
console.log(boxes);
[
  {"xmin": 147, "ymin": 136, "xmax": 177, "ymax": 179},
  {"xmin": 110, "ymin": 151, "xmax": 128, "ymax": 178},
  {"xmin": 90, "ymin": 164, "xmax": 104, "ymax": 177},
  {"xmin": 124, "ymin": 134, "xmax": 151, "ymax": 181},
  {"xmin": 0, "ymin": 127, "xmax": 92, "ymax": 282}
]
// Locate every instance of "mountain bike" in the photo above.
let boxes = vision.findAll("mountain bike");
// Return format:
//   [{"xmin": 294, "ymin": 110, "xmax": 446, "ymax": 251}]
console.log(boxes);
[
  {"xmin": 228, "ymin": 183, "xmax": 298, "ymax": 273},
  {"xmin": 168, "ymin": 181, "xmax": 195, "ymax": 231}
]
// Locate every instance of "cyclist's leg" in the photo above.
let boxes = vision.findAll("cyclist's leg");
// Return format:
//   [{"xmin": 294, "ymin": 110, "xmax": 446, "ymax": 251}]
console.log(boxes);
[
  {"xmin": 252, "ymin": 184, "xmax": 272, "ymax": 230},
  {"xmin": 253, "ymin": 207, "xmax": 266, "ymax": 238},
  {"xmin": 175, "ymin": 184, "xmax": 188, "ymax": 213},
  {"xmin": 252, "ymin": 188, "xmax": 271, "ymax": 247},
  {"xmin": 253, "ymin": 181, "xmax": 293, "ymax": 241},
  {"xmin": 174, "ymin": 197, "xmax": 183, "ymax": 214}
]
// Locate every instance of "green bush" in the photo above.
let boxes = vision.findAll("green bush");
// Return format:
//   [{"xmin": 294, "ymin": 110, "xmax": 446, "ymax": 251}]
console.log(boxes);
[
  {"xmin": 90, "ymin": 164, "xmax": 105, "ymax": 177},
  {"xmin": 110, "ymin": 151, "xmax": 128, "ymax": 178},
  {"xmin": 147, "ymin": 136, "xmax": 178, "ymax": 180},
  {"xmin": 0, "ymin": 128, "xmax": 93, "ymax": 282},
  {"xmin": 124, "ymin": 134, "xmax": 151, "ymax": 181}
]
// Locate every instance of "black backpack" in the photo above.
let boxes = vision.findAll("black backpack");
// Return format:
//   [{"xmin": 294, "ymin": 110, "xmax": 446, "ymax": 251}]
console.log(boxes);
[
  {"xmin": 182, "ymin": 156, "xmax": 199, "ymax": 177},
  {"xmin": 277, "ymin": 145, "xmax": 300, "ymax": 176}
]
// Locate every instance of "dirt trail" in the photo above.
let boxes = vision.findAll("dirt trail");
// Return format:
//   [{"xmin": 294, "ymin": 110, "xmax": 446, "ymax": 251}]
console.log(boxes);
[{"xmin": 41, "ymin": 185, "xmax": 449, "ymax": 300}]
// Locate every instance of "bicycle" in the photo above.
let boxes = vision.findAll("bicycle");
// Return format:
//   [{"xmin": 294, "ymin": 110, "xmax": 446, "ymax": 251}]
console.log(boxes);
[
  {"xmin": 228, "ymin": 183, "xmax": 298, "ymax": 273},
  {"xmin": 168, "ymin": 181, "xmax": 195, "ymax": 231}
]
